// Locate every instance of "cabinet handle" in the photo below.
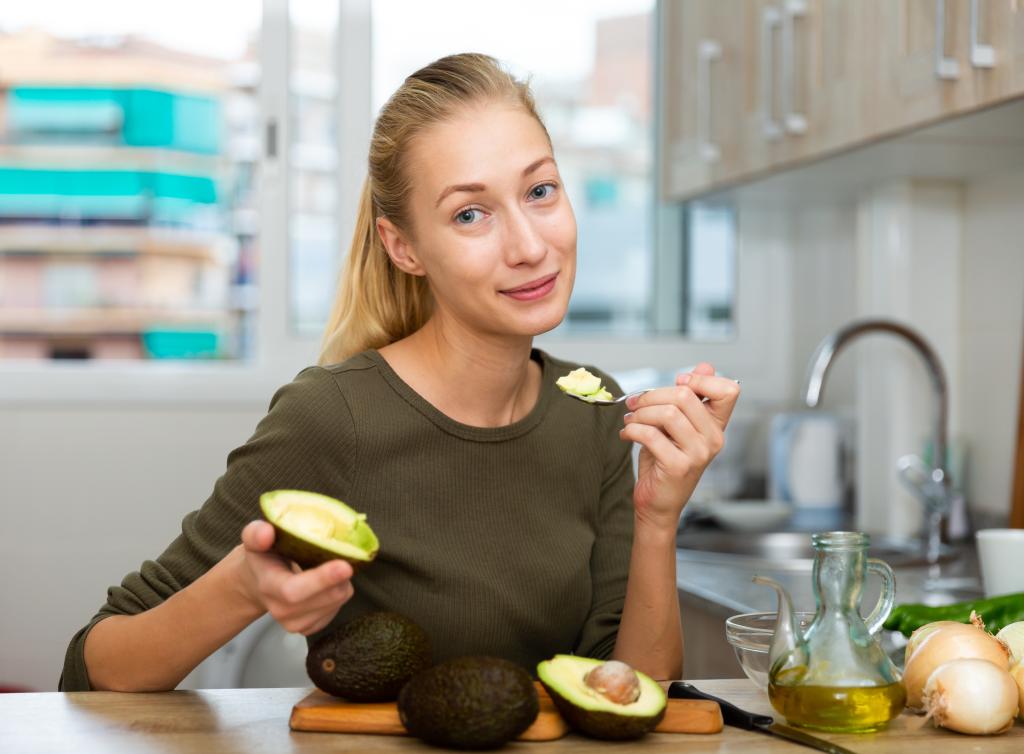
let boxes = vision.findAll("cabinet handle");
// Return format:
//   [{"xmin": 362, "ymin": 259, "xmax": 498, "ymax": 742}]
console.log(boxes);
[
  {"xmin": 761, "ymin": 6, "xmax": 783, "ymax": 140},
  {"xmin": 934, "ymin": 0, "xmax": 960, "ymax": 79},
  {"xmin": 970, "ymin": 0, "xmax": 996, "ymax": 67},
  {"xmin": 782, "ymin": 0, "xmax": 807, "ymax": 135},
  {"xmin": 697, "ymin": 39, "xmax": 722, "ymax": 162}
]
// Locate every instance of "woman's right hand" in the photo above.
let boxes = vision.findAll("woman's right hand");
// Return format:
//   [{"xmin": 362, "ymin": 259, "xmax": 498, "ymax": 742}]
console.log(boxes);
[{"xmin": 236, "ymin": 520, "xmax": 355, "ymax": 635}]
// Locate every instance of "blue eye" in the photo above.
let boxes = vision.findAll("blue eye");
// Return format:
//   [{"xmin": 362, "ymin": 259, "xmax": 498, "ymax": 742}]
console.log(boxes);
[
  {"xmin": 454, "ymin": 208, "xmax": 484, "ymax": 225},
  {"xmin": 529, "ymin": 182, "xmax": 557, "ymax": 200}
]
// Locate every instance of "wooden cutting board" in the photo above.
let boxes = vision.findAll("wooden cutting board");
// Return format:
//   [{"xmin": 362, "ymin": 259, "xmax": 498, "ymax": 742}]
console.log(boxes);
[{"xmin": 290, "ymin": 682, "xmax": 723, "ymax": 740}]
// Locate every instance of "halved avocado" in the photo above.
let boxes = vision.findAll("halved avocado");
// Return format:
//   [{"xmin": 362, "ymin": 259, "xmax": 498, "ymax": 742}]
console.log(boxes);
[
  {"xmin": 259, "ymin": 489, "xmax": 379, "ymax": 570},
  {"xmin": 537, "ymin": 655, "xmax": 666, "ymax": 740}
]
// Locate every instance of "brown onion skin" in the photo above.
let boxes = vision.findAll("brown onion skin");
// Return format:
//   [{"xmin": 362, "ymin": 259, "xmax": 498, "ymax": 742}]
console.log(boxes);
[{"xmin": 904, "ymin": 623, "xmax": 1010, "ymax": 709}]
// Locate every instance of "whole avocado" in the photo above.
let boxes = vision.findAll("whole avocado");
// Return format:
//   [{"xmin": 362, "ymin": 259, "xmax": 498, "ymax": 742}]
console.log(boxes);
[
  {"xmin": 306, "ymin": 611, "xmax": 432, "ymax": 702},
  {"xmin": 398, "ymin": 656, "xmax": 539, "ymax": 749}
]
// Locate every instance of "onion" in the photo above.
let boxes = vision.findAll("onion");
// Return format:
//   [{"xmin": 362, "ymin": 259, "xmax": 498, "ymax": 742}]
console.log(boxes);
[
  {"xmin": 921, "ymin": 658, "xmax": 1018, "ymax": 735},
  {"xmin": 903, "ymin": 620, "xmax": 1010, "ymax": 709},
  {"xmin": 905, "ymin": 620, "xmax": 965, "ymax": 665},
  {"xmin": 995, "ymin": 621, "xmax": 1024, "ymax": 667},
  {"xmin": 1011, "ymin": 662, "xmax": 1024, "ymax": 721}
]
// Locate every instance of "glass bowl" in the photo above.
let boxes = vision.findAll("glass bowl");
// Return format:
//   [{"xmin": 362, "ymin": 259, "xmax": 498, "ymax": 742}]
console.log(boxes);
[{"xmin": 724, "ymin": 611, "xmax": 816, "ymax": 690}]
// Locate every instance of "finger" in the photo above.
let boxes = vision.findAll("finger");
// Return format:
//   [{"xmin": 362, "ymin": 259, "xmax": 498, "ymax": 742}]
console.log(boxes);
[
  {"xmin": 278, "ymin": 579, "xmax": 354, "ymax": 623},
  {"xmin": 678, "ymin": 373, "xmax": 740, "ymax": 426},
  {"xmin": 241, "ymin": 520, "xmax": 275, "ymax": 552},
  {"xmin": 624, "ymin": 404, "xmax": 703, "ymax": 458},
  {"xmin": 631, "ymin": 389, "xmax": 722, "ymax": 460},
  {"xmin": 654, "ymin": 383, "xmax": 721, "ymax": 441},
  {"xmin": 298, "ymin": 609, "xmax": 345, "ymax": 637},
  {"xmin": 279, "ymin": 559, "xmax": 354, "ymax": 605},
  {"xmin": 620, "ymin": 420, "xmax": 689, "ymax": 470},
  {"xmin": 680, "ymin": 361, "xmax": 717, "ymax": 378},
  {"xmin": 673, "ymin": 386, "xmax": 724, "ymax": 453},
  {"xmin": 281, "ymin": 582, "xmax": 355, "ymax": 635},
  {"xmin": 305, "ymin": 580, "xmax": 355, "ymax": 614}
]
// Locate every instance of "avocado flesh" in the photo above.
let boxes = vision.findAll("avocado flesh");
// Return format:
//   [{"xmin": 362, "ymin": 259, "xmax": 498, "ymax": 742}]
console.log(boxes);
[
  {"xmin": 398, "ymin": 656, "xmax": 539, "ymax": 749},
  {"xmin": 260, "ymin": 489, "xmax": 379, "ymax": 570},
  {"xmin": 537, "ymin": 655, "xmax": 666, "ymax": 740},
  {"xmin": 307, "ymin": 611, "xmax": 432, "ymax": 702},
  {"xmin": 556, "ymin": 367, "xmax": 603, "ymax": 397}
]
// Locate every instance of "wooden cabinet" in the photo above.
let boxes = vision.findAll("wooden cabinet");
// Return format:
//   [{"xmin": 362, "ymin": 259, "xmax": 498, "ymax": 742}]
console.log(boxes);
[
  {"xmin": 660, "ymin": 0, "xmax": 1024, "ymax": 202},
  {"xmin": 660, "ymin": 0, "xmax": 742, "ymax": 199}
]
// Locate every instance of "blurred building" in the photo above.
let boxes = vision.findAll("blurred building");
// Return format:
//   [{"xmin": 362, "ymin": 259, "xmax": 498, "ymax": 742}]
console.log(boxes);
[{"xmin": 0, "ymin": 30, "xmax": 257, "ymax": 360}]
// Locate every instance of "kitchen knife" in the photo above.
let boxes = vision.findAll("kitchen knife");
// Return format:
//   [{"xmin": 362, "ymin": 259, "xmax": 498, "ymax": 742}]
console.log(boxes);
[{"xmin": 668, "ymin": 682, "xmax": 859, "ymax": 754}]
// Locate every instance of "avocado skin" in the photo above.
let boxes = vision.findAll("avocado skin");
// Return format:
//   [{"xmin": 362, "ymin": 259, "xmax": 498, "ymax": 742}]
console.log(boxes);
[
  {"xmin": 540, "ymin": 679, "xmax": 666, "ymax": 740},
  {"xmin": 263, "ymin": 514, "xmax": 375, "ymax": 572},
  {"xmin": 306, "ymin": 612, "xmax": 433, "ymax": 702},
  {"xmin": 398, "ymin": 656, "xmax": 539, "ymax": 749}
]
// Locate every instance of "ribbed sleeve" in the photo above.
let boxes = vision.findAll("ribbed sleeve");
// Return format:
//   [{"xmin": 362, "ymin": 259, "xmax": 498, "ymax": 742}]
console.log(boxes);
[{"xmin": 58, "ymin": 367, "xmax": 356, "ymax": 691}]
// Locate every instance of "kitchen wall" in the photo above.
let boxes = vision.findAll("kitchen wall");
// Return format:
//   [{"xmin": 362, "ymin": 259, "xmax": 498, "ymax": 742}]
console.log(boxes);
[
  {"xmin": 960, "ymin": 170, "xmax": 1024, "ymax": 518},
  {"xmin": 734, "ymin": 169, "xmax": 1023, "ymax": 539},
  {"xmin": 0, "ymin": 403, "xmax": 267, "ymax": 691}
]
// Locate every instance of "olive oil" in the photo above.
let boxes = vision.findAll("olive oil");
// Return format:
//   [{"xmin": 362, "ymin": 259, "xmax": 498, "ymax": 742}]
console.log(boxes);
[{"xmin": 768, "ymin": 681, "xmax": 906, "ymax": 733}]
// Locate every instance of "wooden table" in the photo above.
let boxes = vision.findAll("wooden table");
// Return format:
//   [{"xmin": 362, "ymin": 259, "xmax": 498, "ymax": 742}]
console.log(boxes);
[{"xmin": 2, "ymin": 679, "xmax": 1022, "ymax": 753}]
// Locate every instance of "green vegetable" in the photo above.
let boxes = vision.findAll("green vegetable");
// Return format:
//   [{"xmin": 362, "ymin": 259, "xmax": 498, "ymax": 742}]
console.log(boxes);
[{"xmin": 884, "ymin": 592, "xmax": 1024, "ymax": 636}]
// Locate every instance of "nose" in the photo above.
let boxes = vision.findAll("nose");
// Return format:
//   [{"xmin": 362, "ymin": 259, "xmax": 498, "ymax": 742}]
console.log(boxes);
[{"xmin": 504, "ymin": 205, "xmax": 547, "ymax": 267}]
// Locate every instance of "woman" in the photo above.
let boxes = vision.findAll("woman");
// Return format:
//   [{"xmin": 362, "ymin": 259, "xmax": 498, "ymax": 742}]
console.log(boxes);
[{"xmin": 60, "ymin": 53, "xmax": 739, "ymax": 692}]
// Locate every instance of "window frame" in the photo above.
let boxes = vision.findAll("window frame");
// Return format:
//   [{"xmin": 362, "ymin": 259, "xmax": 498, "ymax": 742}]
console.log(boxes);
[{"xmin": 0, "ymin": 0, "xmax": 774, "ymax": 407}]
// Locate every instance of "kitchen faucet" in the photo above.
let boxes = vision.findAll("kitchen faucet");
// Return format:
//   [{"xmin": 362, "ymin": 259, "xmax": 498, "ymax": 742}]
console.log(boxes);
[{"xmin": 802, "ymin": 318, "xmax": 965, "ymax": 582}]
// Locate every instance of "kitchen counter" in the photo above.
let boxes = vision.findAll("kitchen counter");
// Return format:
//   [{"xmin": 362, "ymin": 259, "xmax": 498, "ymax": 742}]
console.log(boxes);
[
  {"xmin": 673, "ymin": 530, "xmax": 984, "ymax": 679},
  {"xmin": 675, "ymin": 535, "xmax": 983, "ymax": 618},
  {"xmin": 3, "ymin": 680, "xmax": 1022, "ymax": 753}
]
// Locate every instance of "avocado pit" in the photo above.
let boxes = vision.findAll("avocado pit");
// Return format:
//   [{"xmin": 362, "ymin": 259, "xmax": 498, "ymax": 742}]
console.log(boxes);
[{"xmin": 584, "ymin": 660, "xmax": 641, "ymax": 704}]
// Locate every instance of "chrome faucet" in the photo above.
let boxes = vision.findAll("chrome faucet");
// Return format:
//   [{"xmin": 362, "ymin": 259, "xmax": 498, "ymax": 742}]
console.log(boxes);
[{"xmin": 802, "ymin": 318, "xmax": 964, "ymax": 577}]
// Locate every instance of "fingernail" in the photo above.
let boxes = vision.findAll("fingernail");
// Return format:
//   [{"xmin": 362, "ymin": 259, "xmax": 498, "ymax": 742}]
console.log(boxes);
[
  {"xmin": 623, "ymin": 412, "xmax": 634, "ymax": 422},
  {"xmin": 680, "ymin": 373, "xmax": 692, "ymax": 385},
  {"xmin": 625, "ymin": 396, "xmax": 638, "ymax": 409}
]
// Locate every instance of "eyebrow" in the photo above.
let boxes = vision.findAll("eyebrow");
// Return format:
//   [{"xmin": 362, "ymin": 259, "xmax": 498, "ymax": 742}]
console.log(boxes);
[{"xmin": 434, "ymin": 156, "xmax": 556, "ymax": 208}]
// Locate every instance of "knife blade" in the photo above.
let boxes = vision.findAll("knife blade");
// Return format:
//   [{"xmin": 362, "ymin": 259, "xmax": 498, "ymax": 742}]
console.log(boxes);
[{"xmin": 669, "ymin": 682, "xmax": 859, "ymax": 754}]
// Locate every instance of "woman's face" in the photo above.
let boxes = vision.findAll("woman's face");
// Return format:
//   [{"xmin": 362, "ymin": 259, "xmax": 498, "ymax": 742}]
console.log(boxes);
[{"xmin": 381, "ymin": 101, "xmax": 577, "ymax": 340}]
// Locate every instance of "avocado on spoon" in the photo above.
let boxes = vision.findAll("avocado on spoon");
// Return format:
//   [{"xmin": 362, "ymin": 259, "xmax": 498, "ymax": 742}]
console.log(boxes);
[{"xmin": 556, "ymin": 367, "xmax": 738, "ymax": 407}]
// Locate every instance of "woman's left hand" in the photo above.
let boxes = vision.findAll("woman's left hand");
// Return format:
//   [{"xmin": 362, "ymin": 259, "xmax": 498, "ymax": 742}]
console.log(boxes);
[{"xmin": 619, "ymin": 362, "xmax": 741, "ymax": 531}]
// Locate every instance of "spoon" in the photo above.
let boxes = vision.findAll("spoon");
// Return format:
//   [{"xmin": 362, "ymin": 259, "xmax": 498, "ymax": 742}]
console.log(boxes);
[{"xmin": 564, "ymin": 377, "xmax": 740, "ymax": 407}]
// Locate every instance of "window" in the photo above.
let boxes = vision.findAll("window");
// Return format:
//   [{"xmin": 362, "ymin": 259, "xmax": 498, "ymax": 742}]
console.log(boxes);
[
  {"xmin": 0, "ymin": 1, "xmax": 261, "ymax": 361},
  {"xmin": 683, "ymin": 203, "xmax": 736, "ymax": 339},
  {"xmin": 289, "ymin": 0, "xmax": 341, "ymax": 336}
]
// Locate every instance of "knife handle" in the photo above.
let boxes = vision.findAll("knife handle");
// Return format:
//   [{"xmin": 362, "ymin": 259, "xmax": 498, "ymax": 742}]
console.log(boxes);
[{"xmin": 668, "ymin": 682, "xmax": 774, "ymax": 730}]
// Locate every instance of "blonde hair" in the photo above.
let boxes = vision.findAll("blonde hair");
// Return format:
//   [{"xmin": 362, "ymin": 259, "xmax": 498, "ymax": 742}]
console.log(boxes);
[{"xmin": 318, "ymin": 53, "xmax": 551, "ymax": 365}]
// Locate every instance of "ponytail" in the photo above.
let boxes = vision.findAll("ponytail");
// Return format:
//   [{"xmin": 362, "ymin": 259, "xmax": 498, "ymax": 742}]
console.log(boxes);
[{"xmin": 318, "ymin": 178, "xmax": 433, "ymax": 365}]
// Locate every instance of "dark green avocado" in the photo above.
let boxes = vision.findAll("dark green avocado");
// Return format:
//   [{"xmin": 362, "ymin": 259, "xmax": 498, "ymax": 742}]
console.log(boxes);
[
  {"xmin": 398, "ymin": 656, "xmax": 539, "ymax": 749},
  {"xmin": 306, "ymin": 611, "xmax": 432, "ymax": 702},
  {"xmin": 259, "ymin": 489, "xmax": 378, "ymax": 570},
  {"xmin": 537, "ymin": 655, "xmax": 666, "ymax": 740}
]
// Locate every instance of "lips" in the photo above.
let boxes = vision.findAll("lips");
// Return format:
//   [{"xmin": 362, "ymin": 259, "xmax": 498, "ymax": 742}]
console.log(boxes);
[{"xmin": 501, "ymin": 273, "xmax": 558, "ymax": 294}]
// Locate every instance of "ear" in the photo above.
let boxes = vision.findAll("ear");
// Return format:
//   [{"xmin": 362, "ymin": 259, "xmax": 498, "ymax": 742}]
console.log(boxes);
[{"xmin": 376, "ymin": 216, "xmax": 425, "ymax": 277}]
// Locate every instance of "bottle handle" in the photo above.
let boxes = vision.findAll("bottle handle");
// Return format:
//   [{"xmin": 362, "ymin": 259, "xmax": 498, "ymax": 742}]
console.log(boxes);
[{"xmin": 863, "ymin": 558, "xmax": 896, "ymax": 635}]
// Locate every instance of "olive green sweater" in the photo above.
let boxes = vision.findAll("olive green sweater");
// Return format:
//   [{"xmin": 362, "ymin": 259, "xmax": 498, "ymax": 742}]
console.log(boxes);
[{"xmin": 59, "ymin": 349, "xmax": 634, "ymax": 691}]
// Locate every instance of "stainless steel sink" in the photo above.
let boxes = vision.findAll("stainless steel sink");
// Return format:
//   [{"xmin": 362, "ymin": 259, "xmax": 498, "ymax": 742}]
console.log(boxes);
[{"xmin": 676, "ymin": 530, "xmax": 957, "ymax": 570}]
